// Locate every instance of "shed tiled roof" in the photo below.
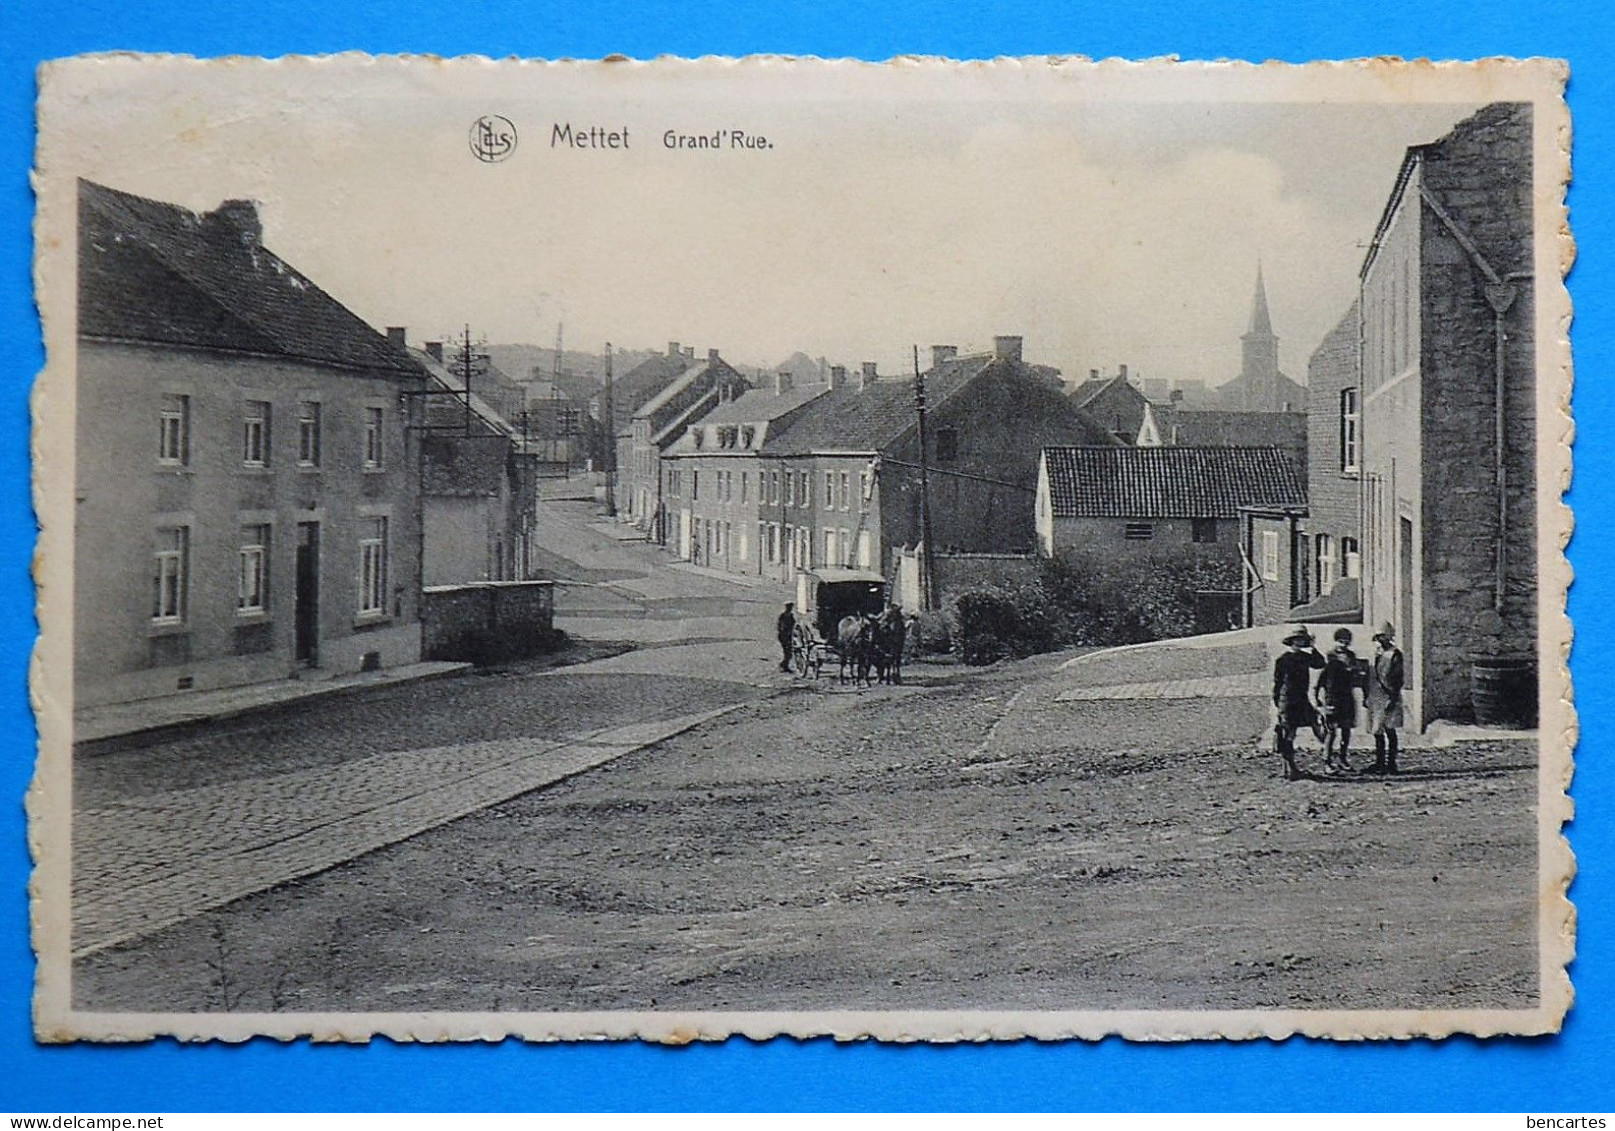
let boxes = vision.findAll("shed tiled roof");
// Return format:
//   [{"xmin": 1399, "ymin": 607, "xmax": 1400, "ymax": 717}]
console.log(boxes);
[
  {"xmin": 78, "ymin": 180, "xmax": 418, "ymax": 375},
  {"xmin": 1042, "ymin": 445, "xmax": 1305, "ymax": 519}
]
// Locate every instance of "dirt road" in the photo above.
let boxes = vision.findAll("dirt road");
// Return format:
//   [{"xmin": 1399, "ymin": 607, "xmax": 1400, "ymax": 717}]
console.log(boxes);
[{"xmin": 76, "ymin": 634, "xmax": 1537, "ymax": 1015}]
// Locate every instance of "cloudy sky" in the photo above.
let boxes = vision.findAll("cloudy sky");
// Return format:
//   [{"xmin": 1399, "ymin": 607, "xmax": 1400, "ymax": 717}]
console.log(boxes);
[{"xmin": 46, "ymin": 58, "xmax": 1494, "ymax": 385}]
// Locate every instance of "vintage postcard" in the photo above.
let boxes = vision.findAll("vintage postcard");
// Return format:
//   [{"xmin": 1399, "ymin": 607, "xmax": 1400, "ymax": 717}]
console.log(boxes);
[{"xmin": 29, "ymin": 54, "xmax": 1572, "ymax": 1042}]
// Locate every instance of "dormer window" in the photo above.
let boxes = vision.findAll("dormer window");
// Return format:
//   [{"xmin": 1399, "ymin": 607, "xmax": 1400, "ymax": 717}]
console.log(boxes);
[
  {"xmin": 692, "ymin": 429, "xmax": 704, "ymax": 450},
  {"xmin": 741, "ymin": 426, "xmax": 756, "ymax": 448}
]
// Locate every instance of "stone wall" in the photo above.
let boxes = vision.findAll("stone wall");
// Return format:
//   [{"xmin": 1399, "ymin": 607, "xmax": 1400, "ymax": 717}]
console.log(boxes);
[
  {"xmin": 421, "ymin": 580, "xmax": 557, "ymax": 665},
  {"xmin": 931, "ymin": 551, "xmax": 1039, "ymax": 599},
  {"xmin": 1417, "ymin": 102, "xmax": 1537, "ymax": 722}
]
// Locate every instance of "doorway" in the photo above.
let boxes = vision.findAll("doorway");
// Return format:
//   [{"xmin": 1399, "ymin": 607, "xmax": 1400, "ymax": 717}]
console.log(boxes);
[{"xmin": 295, "ymin": 521, "xmax": 320, "ymax": 666}]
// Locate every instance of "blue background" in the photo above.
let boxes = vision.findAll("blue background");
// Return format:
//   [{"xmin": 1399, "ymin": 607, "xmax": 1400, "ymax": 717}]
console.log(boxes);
[{"xmin": 1, "ymin": 0, "xmax": 1609, "ymax": 1113}]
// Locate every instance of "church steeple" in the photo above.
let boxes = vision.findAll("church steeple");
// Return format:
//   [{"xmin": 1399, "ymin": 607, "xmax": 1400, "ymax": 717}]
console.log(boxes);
[
  {"xmin": 1239, "ymin": 263, "xmax": 1280, "ymax": 408},
  {"xmin": 1246, "ymin": 262, "xmax": 1274, "ymax": 337}
]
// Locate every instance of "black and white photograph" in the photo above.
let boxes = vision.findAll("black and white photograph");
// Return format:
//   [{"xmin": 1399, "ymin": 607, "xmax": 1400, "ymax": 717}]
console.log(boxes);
[{"xmin": 29, "ymin": 55, "xmax": 1572, "ymax": 1041}]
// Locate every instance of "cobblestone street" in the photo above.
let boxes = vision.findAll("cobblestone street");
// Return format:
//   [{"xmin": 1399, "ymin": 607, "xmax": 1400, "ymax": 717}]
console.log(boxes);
[{"xmin": 73, "ymin": 498, "xmax": 791, "ymax": 958}]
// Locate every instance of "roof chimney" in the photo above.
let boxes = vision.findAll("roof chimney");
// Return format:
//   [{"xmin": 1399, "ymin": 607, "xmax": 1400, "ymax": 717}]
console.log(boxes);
[
  {"xmin": 776, "ymin": 370, "xmax": 793, "ymax": 395},
  {"xmin": 683, "ymin": 345, "xmax": 695, "ymax": 360},
  {"xmin": 668, "ymin": 340, "xmax": 681, "ymax": 358},
  {"xmin": 1090, "ymin": 368, "xmax": 1100, "ymax": 381},
  {"xmin": 708, "ymin": 348, "xmax": 720, "ymax": 364},
  {"xmin": 1118, "ymin": 363, "xmax": 1129, "ymax": 382},
  {"xmin": 828, "ymin": 365, "xmax": 847, "ymax": 390},
  {"xmin": 930, "ymin": 345, "xmax": 958, "ymax": 370},
  {"xmin": 386, "ymin": 327, "xmax": 407, "ymax": 349},
  {"xmin": 859, "ymin": 362, "xmax": 878, "ymax": 390},
  {"xmin": 993, "ymin": 335, "xmax": 1023, "ymax": 362},
  {"xmin": 210, "ymin": 198, "xmax": 262, "ymax": 247},
  {"xmin": 425, "ymin": 341, "xmax": 443, "ymax": 363}
]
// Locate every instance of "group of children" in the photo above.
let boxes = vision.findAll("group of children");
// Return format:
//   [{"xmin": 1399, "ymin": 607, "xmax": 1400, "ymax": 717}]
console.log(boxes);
[{"xmin": 1271, "ymin": 622, "xmax": 1406, "ymax": 781}]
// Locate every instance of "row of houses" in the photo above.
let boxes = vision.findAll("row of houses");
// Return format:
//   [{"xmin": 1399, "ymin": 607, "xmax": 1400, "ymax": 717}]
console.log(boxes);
[
  {"xmin": 75, "ymin": 179, "xmax": 547, "ymax": 709},
  {"xmin": 621, "ymin": 337, "xmax": 1122, "ymax": 582}
]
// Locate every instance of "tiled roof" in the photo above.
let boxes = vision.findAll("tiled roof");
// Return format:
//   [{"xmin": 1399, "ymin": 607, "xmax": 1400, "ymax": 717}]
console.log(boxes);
[
  {"xmin": 666, "ymin": 385, "xmax": 830, "ymax": 455},
  {"xmin": 1042, "ymin": 445, "xmax": 1306, "ymax": 519},
  {"xmin": 1069, "ymin": 374, "xmax": 1141, "ymax": 412},
  {"xmin": 78, "ymin": 180, "xmax": 418, "ymax": 375},
  {"xmin": 407, "ymin": 347, "xmax": 517, "ymax": 438},
  {"xmin": 609, "ymin": 352, "xmax": 699, "ymax": 431},
  {"xmin": 1158, "ymin": 409, "xmax": 1307, "ymax": 449},
  {"xmin": 760, "ymin": 355, "xmax": 993, "ymax": 455}
]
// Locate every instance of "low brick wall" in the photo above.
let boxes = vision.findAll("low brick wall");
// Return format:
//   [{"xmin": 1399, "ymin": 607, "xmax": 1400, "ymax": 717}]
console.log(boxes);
[{"xmin": 422, "ymin": 580, "xmax": 557, "ymax": 665}]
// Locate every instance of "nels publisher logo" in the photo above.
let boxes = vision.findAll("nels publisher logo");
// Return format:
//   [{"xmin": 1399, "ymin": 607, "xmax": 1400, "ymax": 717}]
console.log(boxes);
[{"xmin": 469, "ymin": 115, "xmax": 517, "ymax": 163}]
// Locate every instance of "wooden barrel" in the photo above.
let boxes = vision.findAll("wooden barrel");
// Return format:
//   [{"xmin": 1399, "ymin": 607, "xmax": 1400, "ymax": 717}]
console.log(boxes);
[{"xmin": 1470, "ymin": 657, "xmax": 1538, "ymax": 728}]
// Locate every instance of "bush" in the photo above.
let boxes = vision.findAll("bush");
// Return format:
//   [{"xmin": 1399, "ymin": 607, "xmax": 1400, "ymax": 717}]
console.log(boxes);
[{"xmin": 938, "ymin": 550, "xmax": 1242, "ymax": 662}]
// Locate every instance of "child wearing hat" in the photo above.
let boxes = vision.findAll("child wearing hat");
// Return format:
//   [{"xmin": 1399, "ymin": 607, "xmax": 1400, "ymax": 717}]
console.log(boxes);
[
  {"xmin": 1315, "ymin": 627, "xmax": 1366, "ymax": 773},
  {"xmin": 1366, "ymin": 623, "xmax": 1405, "ymax": 773},
  {"xmin": 1272, "ymin": 626, "xmax": 1325, "ymax": 780}
]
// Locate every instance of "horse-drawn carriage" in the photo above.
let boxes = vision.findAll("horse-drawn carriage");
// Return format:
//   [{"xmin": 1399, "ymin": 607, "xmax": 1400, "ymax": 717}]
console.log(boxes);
[{"xmin": 790, "ymin": 567, "xmax": 902, "ymax": 684}]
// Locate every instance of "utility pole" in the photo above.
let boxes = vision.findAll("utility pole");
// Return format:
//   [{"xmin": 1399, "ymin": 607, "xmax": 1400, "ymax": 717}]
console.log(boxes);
[
  {"xmin": 913, "ymin": 345, "xmax": 937, "ymax": 611},
  {"xmin": 553, "ymin": 321, "xmax": 566, "ymax": 477},
  {"xmin": 449, "ymin": 324, "xmax": 489, "ymax": 436},
  {"xmin": 602, "ymin": 342, "xmax": 617, "ymax": 517}
]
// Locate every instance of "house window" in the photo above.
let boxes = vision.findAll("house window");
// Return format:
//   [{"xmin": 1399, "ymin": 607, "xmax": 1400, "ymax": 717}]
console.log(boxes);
[
  {"xmin": 359, "ymin": 517, "xmax": 389, "ymax": 615},
  {"xmin": 741, "ymin": 472, "xmax": 749, "ymax": 504},
  {"xmin": 158, "ymin": 394, "xmax": 190, "ymax": 466},
  {"xmin": 1342, "ymin": 536, "xmax": 1361, "ymax": 579},
  {"xmin": 152, "ymin": 526, "xmax": 189, "ymax": 623},
  {"xmin": 824, "ymin": 528, "xmax": 838, "ymax": 565},
  {"xmin": 1124, "ymin": 521, "xmax": 1155, "ymax": 541},
  {"xmin": 797, "ymin": 472, "xmax": 809, "ymax": 507},
  {"xmin": 238, "ymin": 524, "xmax": 270, "ymax": 613},
  {"xmin": 825, "ymin": 471, "xmax": 836, "ymax": 508},
  {"xmin": 1317, "ymin": 533, "xmax": 1337, "ymax": 594},
  {"xmin": 692, "ymin": 470, "xmax": 700, "ymax": 501},
  {"xmin": 857, "ymin": 530, "xmax": 872, "ymax": 569},
  {"xmin": 1340, "ymin": 388, "xmax": 1360, "ymax": 473},
  {"xmin": 839, "ymin": 471, "xmax": 851, "ymax": 511},
  {"xmin": 242, "ymin": 401, "xmax": 271, "ymax": 466},
  {"xmin": 935, "ymin": 427, "xmax": 959, "ymax": 463},
  {"xmin": 839, "ymin": 528, "xmax": 851, "ymax": 565},
  {"xmin": 785, "ymin": 472, "xmax": 795, "ymax": 508},
  {"xmin": 668, "ymin": 469, "xmax": 680, "ymax": 498},
  {"xmin": 768, "ymin": 470, "xmax": 779, "ymax": 505},
  {"xmin": 1192, "ymin": 518, "xmax": 1219, "ymax": 544},
  {"xmin": 363, "ymin": 407, "xmax": 385, "ymax": 469},
  {"xmin": 1260, "ymin": 530, "xmax": 1280, "ymax": 581},
  {"xmin": 297, "ymin": 402, "xmax": 322, "ymax": 467},
  {"xmin": 859, "ymin": 470, "xmax": 872, "ymax": 511}
]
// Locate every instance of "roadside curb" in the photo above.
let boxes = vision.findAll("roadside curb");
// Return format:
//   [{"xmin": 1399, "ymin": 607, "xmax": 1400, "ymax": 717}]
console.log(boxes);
[{"xmin": 74, "ymin": 662, "xmax": 475, "ymax": 747}]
